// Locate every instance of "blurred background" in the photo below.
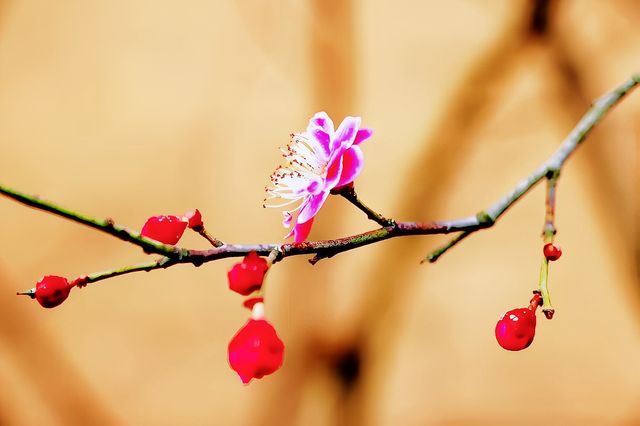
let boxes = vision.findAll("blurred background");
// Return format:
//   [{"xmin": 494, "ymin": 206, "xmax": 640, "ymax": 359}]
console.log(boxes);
[{"xmin": 0, "ymin": 0, "xmax": 639, "ymax": 424}]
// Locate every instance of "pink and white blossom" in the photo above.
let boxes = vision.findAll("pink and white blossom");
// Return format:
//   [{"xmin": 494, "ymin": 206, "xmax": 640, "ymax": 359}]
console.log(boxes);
[{"xmin": 264, "ymin": 112, "xmax": 372, "ymax": 242}]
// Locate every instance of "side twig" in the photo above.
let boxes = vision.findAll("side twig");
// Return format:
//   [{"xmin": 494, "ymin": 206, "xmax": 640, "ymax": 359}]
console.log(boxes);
[
  {"xmin": 332, "ymin": 185, "xmax": 395, "ymax": 227},
  {"xmin": 538, "ymin": 170, "xmax": 560, "ymax": 318}
]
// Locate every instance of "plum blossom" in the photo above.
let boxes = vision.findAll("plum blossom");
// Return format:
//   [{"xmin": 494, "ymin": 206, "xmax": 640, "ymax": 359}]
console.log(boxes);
[{"xmin": 264, "ymin": 112, "xmax": 373, "ymax": 242}]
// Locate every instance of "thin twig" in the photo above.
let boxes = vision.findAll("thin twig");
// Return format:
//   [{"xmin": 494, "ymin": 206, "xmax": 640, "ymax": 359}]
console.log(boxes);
[
  {"xmin": 538, "ymin": 172, "xmax": 560, "ymax": 318},
  {"xmin": 422, "ymin": 231, "xmax": 472, "ymax": 263},
  {"xmin": 542, "ymin": 170, "xmax": 559, "ymax": 243},
  {"xmin": 80, "ymin": 257, "xmax": 176, "ymax": 286},
  {"xmin": 0, "ymin": 184, "xmax": 185, "ymax": 258},
  {"xmin": 194, "ymin": 227, "xmax": 225, "ymax": 248},
  {"xmin": 333, "ymin": 185, "xmax": 395, "ymax": 227}
]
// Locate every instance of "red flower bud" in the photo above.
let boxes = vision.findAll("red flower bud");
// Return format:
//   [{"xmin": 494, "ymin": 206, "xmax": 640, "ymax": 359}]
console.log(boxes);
[
  {"xmin": 495, "ymin": 307, "xmax": 537, "ymax": 351},
  {"xmin": 228, "ymin": 308, "xmax": 284, "ymax": 384},
  {"xmin": 183, "ymin": 209, "xmax": 203, "ymax": 230},
  {"xmin": 227, "ymin": 251, "xmax": 268, "ymax": 295},
  {"xmin": 140, "ymin": 215, "xmax": 187, "ymax": 245},
  {"xmin": 35, "ymin": 275, "xmax": 72, "ymax": 308},
  {"xmin": 543, "ymin": 243, "xmax": 562, "ymax": 261}
]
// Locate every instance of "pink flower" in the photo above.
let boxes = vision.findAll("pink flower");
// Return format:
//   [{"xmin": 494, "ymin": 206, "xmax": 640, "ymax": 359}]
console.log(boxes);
[{"xmin": 265, "ymin": 112, "xmax": 373, "ymax": 242}]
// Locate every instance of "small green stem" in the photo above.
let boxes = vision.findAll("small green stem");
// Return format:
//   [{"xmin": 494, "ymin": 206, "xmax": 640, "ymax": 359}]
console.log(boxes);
[
  {"xmin": 538, "ymin": 172, "xmax": 560, "ymax": 319},
  {"xmin": 538, "ymin": 257, "xmax": 554, "ymax": 319},
  {"xmin": 195, "ymin": 228, "xmax": 224, "ymax": 248},
  {"xmin": 542, "ymin": 171, "xmax": 559, "ymax": 243}
]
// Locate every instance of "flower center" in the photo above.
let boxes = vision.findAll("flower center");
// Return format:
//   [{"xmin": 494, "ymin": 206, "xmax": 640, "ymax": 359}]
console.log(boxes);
[{"xmin": 264, "ymin": 134, "xmax": 328, "ymax": 209}]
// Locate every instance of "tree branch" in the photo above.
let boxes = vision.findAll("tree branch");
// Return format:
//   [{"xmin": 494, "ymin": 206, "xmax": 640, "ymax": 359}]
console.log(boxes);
[{"xmin": 2, "ymin": 74, "xmax": 639, "ymax": 289}]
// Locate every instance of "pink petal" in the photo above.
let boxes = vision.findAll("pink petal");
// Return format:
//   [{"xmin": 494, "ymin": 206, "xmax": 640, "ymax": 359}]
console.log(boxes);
[
  {"xmin": 331, "ymin": 116, "xmax": 360, "ymax": 152},
  {"xmin": 308, "ymin": 111, "xmax": 335, "ymax": 134},
  {"xmin": 306, "ymin": 178, "xmax": 323, "ymax": 195},
  {"xmin": 293, "ymin": 217, "xmax": 315, "ymax": 243},
  {"xmin": 284, "ymin": 198, "xmax": 311, "ymax": 239},
  {"xmin": 282, "ymin": 212, "xmax": 293, "ymax": 228},
  {"xmin": 284, "ymin": 226, "xmax": 295, "ymax": 239},
  {"xmin": 297, "ymin": 191, "xmax": 330, "ymax": 224},
  {"xmin": 324, "ymin": 154, "xmax": 344, "ymax": 189},
  {"xmin": 309, "ymin": 128, "xmax": 331, "ymax": 159},
  {"xmin": 353, "ymin": 128, "xmax": 373, "ymax": 145},
  {"xmin": 335, "ymin": 146, "xmax": 364, "ymax": 188}
]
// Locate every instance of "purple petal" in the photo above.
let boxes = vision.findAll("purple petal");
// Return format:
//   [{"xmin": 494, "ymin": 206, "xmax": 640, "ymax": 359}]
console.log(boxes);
[
  {"xmin": 297, "ymin": 190, "xmax": 330, "ymax": 224},
  {"xmin": 335, "ymin": 146, "xmax": 364, "ymax": 188},
  {"xmin": 293, "ymin": 217, "xmax": 315, "ymax": 243},
  {"xmin": 308, "ymin": 111, "xmax": 335, "ymax": 134},
  {"xmin": 353, "ymin": 128, "xmax": 373, "ymax": 145},
  {"xmin": 331, "ymin": 116, "xmax": 360, "ymax": 152}
]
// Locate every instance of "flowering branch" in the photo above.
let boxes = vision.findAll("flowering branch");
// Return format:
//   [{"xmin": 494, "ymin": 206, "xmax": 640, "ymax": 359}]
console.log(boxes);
[
  {"xmin": 0, "ymin": 182, "xmax": 486, "ymax": 270},
  {"xmin": 2, "ymin": 74, "xmax": 639, "ymax": 289},
  {"xmin": 5, "ymin": 73, "xmax": 639, "ymax": 383}
]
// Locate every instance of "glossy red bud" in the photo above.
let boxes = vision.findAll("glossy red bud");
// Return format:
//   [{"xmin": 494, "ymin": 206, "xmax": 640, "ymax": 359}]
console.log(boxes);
[
  {"xmin": 495, "ymin": 307, "xmax": 537, "ymax": 351},
  {"xmin": 35, "ymin": 275, "xmax": 72, "ymax": 308},
  {"xmin": 183, "ymin": 209, "xmax": 203, "ymax": 230},
  {"xmin": 140, "ymin": 215, "xmax": 187, "ymax": 245},
  {"xmin": 227, "ymin": 252, "xmax": 268, "ymax": 296},
  {"xmin": 228, "ymin": 315, "xmax": 284, "ymax": 384},
  {"xmin": 543, "ymin": 243, "xmax": 562, "ymax": 261}
]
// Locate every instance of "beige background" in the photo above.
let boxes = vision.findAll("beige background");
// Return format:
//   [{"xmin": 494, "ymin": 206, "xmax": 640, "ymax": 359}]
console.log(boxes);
[{"xmin": 1, "ymin": 1, "xmax": 639, "ymax": 425}]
